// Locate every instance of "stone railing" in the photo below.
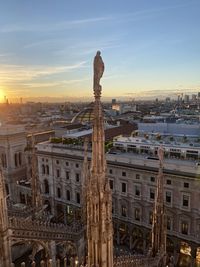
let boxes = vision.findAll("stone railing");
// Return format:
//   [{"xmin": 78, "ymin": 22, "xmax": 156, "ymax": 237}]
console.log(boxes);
[
  {"xmin": 11, "ymin": 255, "xmax": 163, "ymax": 267},
  {"xmin": 12, "ymin": 257, "xmax": 76, "ymax": 267},
  {"xmin": 9, "ymin": 217, "xmax": 84, "ymax": 241},
  {"xmin": 11, "ymin": 255, "xmax": 162, "ymax": 267},
  {"xmin": 113, "ymin": 254, "xmax": 161, "ymax": 267}
]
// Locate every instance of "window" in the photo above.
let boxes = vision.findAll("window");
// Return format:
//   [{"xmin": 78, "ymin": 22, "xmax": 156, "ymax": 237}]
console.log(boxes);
[
  {"xmin": 20, "ymin": 192, "xmax": 26, "ymax": 204},
  {"xmin": 56, "ymin": 169, "xmax": 60, "ymax": 178},
  {"xmin": 57, "ymin": 188, "xmax": 61, "ymax": 198},
  {"xmin": 42, "ymin": 158, "xmax": 44, "ymax": 162},
  {"xmin": 136, "ymin": 174, "xmax": 140, "ymax": 180},
  {"xmin": 135, "ymin": 185, "xmax": 140, "ymax": 197},
  {"xmin": 56, "ymin": 160, "xmax": 59, "ymax": 164},
  {"xmin": 66, "ymin": 190, "xmax": 71, "ymax": 201},
  {"xmin": 121, "ymin": 182, "xmax": 127, "ymax": 193},
  {"xmin": 28, "ymin": 156, "xmax": 31, "ymax": 165},
  {"xmin": 182, "ymin": 195, "xmax": 189, "ymax": 207},
  {"xmin": 66, "ymin": 161, "xmax": 69, "ymax": 166},
  {"xmin": 1, "ymin": 153, "xmax": 7, "ymax": 168},
  {"xmin": 14, "ymin": 153, "xmax": 18, "ymax": 167},
  {"xmin": 149, "ymin": 212, "xmax": 153, "ymax": 225},
  {"xmin": 46, "ymin": 165, "xmax": 49, "ymax": 175},
  {"xmin": 167, "ymin": 216, "xmax": 171, "ymax": 230},
  {"xmin": 122, "ymin": 171, "xmax": 126, "ymax": 177},
  {"xmin": 166, "ymin": 179, "xmax": 172, "ymax": 185},
  {"xmin": 112, "ymin": 204, "xmax": 114, "ymax": 214},
  {"xmin": 5, "ymin": 184, "xmax": 9, "ymax": 195},
  {"xmin": 109, "ymin": 169, "xmax": 113, "ymax": 174},
  {"xmin": 135, "ymin": 208, "xmax": 140, "ymax": 221},
  {"xmin": 18, "ymin": 152, "xmax": 22, "ymax": 166},
  {"xmin": 76, "ymin": 173, "xmax": 80, "ymax": 182},
  {"xmin": 150, "ymin": 176, "xmax": 155, "ymax": 182},
  {"xmin": 44, "ymin": 179, "xmax": 49, "ymax": 194},
  {"xmin": 184, "ymin": 182, "xmax": 189, "ymax": 188},
  {"xmin": 109, "ymin": 180, "xmax": 114, "ymax": 190},
  {"xmin": 66, "ymin": 171, "xmax": 70, "ymax": 180},
  {"xmin": 121, "ymin": 205, "xmax": 127, "ymax": 217},
  {"xmin": 76, "ymin": 163, "xmax": 79, "ymax": 168},
  {"xmin": 42, "ymin": 164, "xmax": 45, "ymax": 175},
  {"xmin": 76, "ymin": 192, "xmax": 80, "ymax": 204},
  {"xmin": 166, "ymin": 191, "xmax": 171, "ymax": 204},
  {"xmin": 150, "ymin": 188, "xmax": 155, "ymax": 200},
  {"xmin": 181, "ymin": 221, "xmax": 188, "ymax": 235}
]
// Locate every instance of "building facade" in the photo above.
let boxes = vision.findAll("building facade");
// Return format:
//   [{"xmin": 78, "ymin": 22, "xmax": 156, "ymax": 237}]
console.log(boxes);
[
  {"xmin": 36, "ymin": 140, "xmax": 200, "ymax": 261},
  {"xmin": 0, "ymin": 125, "xmax": 27, "ymax": 201}
]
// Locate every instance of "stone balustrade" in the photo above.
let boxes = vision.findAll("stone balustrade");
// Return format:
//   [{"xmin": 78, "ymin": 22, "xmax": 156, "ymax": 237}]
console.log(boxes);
[
  {"xmin": 11, "ymin": 255, "xmax": 162, "ymax": 267},
  {"xmin": 9, "ymin": 217, "xmax": 84, "ymax": 241},
  {"xmin": 113, "ymin": 254, "xmax": 161, "ymax": 267},
  {"xmin": 11, "ymin": 256, "xmax": 82, "ymax": 267}
]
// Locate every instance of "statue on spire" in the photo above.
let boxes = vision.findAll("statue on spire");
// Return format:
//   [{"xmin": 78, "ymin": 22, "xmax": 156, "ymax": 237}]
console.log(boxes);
[
  {"xmin": 93, "ymin": 51, "xmax": 104, "ymax": 97},
  {"xmin": 158, "ymin": 146, "xmax": 164, "ymax": 165}
]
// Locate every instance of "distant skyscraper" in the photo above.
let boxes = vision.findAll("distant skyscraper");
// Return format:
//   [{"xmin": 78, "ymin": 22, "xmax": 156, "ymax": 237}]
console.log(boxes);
[
  {"xmin": 192, "ymin": 94, "xmax": 197, "ymax": 101},
  {"xmin": 184, "ymin": 94, "xmax": 189, "ymax": 103},
  {"xmin": 112, "ymin": 98, "xmax": 116, "ymax": 104}
]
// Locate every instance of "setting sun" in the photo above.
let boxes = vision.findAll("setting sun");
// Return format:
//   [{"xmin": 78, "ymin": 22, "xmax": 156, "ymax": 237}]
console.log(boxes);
[{"xmin": 0, "ymin": 88, "xmax": 5, "ymax": 103}]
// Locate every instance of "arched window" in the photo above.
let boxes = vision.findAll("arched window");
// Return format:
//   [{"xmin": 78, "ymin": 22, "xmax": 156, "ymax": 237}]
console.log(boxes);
[{"xmin": 44, "ymin": 179, "xmax": 49, "ymax": 194}]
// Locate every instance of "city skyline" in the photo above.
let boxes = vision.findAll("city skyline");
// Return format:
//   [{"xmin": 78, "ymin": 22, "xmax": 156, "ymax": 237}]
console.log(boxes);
[{"xmin": 0, "ymin": 0, "xmax": 200, "ymax": 102}]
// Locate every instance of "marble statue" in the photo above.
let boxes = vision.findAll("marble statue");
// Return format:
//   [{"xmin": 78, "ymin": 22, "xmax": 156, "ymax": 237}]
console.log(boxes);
[{"xmin": 93, "ymin": 51, "xmax": 104, "ymax": 96}]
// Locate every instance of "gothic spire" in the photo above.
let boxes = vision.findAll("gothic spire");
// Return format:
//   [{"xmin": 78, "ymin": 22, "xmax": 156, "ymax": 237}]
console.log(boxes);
[
  {"xmin": 0, "ymin": 159, "xmax": 12, "ymax": 267},
  {"xmin": 151, "ymin": 146, "xmax": 166, "ymax": 264},
  {"xmin": 86, "ymin": 51, "xmax": 113, "ymax": 267}
]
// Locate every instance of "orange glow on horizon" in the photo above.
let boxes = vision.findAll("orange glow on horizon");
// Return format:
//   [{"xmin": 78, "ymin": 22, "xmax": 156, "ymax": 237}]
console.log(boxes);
[{"xmin": 0, "ymin": 89, "xmax": 5, "ymax": 103}]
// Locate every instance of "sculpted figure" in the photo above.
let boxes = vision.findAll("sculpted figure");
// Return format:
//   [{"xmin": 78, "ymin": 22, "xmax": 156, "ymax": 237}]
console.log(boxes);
[
  {"xmin": 158, "ymin": 146, "xmax": 164, "ymax": 163},
  {"xmin": 93, "ymin": 51, "xmax": 104, "ymax": 95}
]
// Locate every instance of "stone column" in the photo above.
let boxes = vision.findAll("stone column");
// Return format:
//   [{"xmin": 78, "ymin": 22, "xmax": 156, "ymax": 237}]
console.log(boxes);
[{"xmin": 49, "ymin": 241, "xmax": 56, "ymax": 267}]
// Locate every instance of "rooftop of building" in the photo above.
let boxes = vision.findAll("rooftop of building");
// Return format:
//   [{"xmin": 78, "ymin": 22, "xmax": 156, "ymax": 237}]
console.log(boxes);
[
  {"xmin": 114, "ymin": 135, "xmax": 200, "ymax": 149},
  {"xmin": 0, "ymin": 124, "xmax": 26, "ymax": 135},
  {"xmin": 36, "ymin": 141, "xmax": 200, "ymax": 177}
]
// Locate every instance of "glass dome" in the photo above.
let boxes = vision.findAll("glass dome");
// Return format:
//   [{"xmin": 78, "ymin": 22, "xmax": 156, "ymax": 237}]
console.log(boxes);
[{"xmin": 71, "ymin": 102, "xmax": 112, "ymax": 124}]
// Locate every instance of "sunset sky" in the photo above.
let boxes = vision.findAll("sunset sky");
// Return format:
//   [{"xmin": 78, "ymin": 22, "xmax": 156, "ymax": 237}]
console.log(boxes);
[{"xmin": 0, "ymin": 0, "xmax": 200, "ymax": 102}]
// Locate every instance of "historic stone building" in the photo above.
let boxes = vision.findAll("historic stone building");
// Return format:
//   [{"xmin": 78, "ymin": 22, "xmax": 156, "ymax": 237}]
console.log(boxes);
[
  {"xmin": 0, "ymin": 125, "xmax": 27, "ymax": 201},
  {"xmin": 36, "ymin": 138, "xmax": 200, "ymax": 261}
]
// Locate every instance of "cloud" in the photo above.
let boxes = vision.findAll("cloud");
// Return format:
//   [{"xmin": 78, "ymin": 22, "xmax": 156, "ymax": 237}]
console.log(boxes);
[
  {"xmin": 0, "ymin": 16, "xmax": 112, "ymax": 33},
  {"xmin": 0, "ymin": 61, "xmax": 87, "ymax": 83},
  {"xmin": 23, "ymin": 78, "xmax": 90, "ymax": 88}
]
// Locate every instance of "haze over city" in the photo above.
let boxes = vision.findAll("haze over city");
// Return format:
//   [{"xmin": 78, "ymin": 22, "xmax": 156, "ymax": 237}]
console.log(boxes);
[{"xmin": 0, "ymin": 0, "xmax": 200, "ymax": 102}]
